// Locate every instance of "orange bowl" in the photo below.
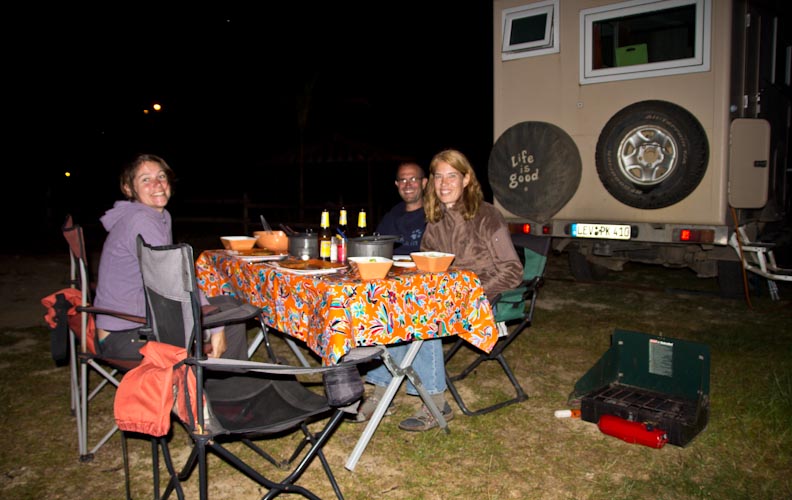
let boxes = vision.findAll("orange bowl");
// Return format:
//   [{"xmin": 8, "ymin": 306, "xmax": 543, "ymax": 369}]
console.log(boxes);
[
  {"xmin": 348, "ymin": 256, "xmax": 393, "ymax": 280},
  {"xmin": 220, "ymin": 236, "xmax": 257, "ymax": 251},
  {"xmin": 410, "ymin": 252, "xmax": 455, "ymax": 273},
  {"xmin": 254, "ymin": 230, "xmax": 289, "ymax": 253}
]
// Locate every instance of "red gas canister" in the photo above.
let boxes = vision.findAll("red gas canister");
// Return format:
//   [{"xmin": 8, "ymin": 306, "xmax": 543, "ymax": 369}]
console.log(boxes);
[{"xmin": 598, "ymin": 414, "xmax": 669, "ymax": 449}]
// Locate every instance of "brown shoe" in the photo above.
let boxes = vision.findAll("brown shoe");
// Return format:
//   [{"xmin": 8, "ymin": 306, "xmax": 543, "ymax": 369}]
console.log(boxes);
[
  {"xmin": 398, "ymin": 402, "xmax": 454, "ymax": 432},
  {"xmin": 354, "ymin": 395, "xmax": 396, "ymax": 423}
]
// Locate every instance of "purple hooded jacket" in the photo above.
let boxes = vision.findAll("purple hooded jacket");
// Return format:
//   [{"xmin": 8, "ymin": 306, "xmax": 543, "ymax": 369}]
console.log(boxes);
[{"xmin": 94, "ymin": 201, "xmax": 173, "ymax": 331}]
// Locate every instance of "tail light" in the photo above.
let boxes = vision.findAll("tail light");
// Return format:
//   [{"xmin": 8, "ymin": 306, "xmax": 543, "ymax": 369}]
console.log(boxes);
[{"xmin": 673, "ymin": 228, "xmax": 715, "ymax": 243}]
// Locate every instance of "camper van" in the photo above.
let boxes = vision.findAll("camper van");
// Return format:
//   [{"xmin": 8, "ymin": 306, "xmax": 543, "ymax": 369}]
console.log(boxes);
[{"xmin": 489, "ymin": 0, "xmax": 790, "ymax": 291}]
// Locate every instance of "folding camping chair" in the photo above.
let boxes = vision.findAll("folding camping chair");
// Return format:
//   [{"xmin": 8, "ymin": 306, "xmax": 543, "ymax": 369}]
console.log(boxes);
[
  {"xmin": 728, "ymin": 225, "xmax": 792, "ymax": 300},
  {"xmin": 59, "ymin": 215, "xmax": 146, "ymax": 462},
  {"xmin": 61, "ymin": 214, "xmax": 94, "ymax": 419},
  {"xmin": 444, "ymin": 234, "xmax": 551, "ymax": 416},
  {"xmin": 122, "ymin": 236, "xmax": 380, "ymax": 500},
  {"xmin": 247, "ymin": 319, "xmax": 314, "ymax": 367},
  {"xmin": 58, "ymin": 215, "xmax": 262, "ymax": 462}
]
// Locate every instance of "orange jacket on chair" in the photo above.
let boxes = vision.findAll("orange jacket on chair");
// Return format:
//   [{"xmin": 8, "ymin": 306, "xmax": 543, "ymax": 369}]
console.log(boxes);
[
  {"xmin": 41, "ymin": 288, "xmax": 97, "ymax": 355},
  {"xmin": 113, "ymin": 341, "xmax": 198, "ymax": 437}
]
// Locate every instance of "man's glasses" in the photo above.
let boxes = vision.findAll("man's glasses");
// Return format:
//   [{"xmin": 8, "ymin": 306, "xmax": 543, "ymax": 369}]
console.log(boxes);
[{"xmin": 395, "ymin": 176, "xmax": 423, "ymax": 185}]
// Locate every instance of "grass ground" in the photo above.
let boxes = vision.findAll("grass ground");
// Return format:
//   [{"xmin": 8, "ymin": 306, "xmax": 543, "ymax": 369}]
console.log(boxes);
[{"xmin": 1, "ymin": 251, "xmax": 790, "ymax": 499}]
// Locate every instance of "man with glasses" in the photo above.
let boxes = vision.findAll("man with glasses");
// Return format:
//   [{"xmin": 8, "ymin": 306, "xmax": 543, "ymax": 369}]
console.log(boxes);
[
  {"xmin": 355, "ymin": 161, "xmax": 429, "ymax": 424},
  {"xmin": 375, "ymin": 161, "xmax": 428, "ymax": 255},
  {"xmin": 374, "ymin": 161, "xmax": 428, "ymax": 254}
]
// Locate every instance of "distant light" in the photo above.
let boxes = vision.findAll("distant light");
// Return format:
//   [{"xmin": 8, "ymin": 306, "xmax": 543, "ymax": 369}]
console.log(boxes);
[
  {"xmin": 153, "ymin": 103, "xmax": 162, "ymax": 111},
  {"xmin": 143, "ymin": 109, "xmax": 150, "ymax": 114},
  {"xmin": 64, "ymin": 172, "xmax": 71, "ymax": 177}
]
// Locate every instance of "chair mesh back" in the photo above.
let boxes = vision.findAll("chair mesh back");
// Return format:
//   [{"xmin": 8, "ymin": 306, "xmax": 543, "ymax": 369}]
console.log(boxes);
[
  {"xmin": 145, "ymin": 290, "xmax": 188, "ymax": 348},
  {"xmin": 62, "ymin": 215, "xmax": 90, "ymax": 295},
  {"xmin": 520, "ymin": 236, "xmax": 550, "ymax": 281},
  {"xmin": 494, "ymin": 237, "xmax": 550, "ymax": 324},
  {"xmin": 137, "ymin": 238, "xmax": 200, "ymax": 350},
  {"xmin": 62, "ymin": 215, "xmax": 88, "ymax": 264}
]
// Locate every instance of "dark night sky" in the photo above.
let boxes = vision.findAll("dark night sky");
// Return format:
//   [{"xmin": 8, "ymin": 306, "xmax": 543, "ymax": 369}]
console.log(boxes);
[{"xmin": 10, "ymin": 2, "xmax": 494, "ymax": 244}]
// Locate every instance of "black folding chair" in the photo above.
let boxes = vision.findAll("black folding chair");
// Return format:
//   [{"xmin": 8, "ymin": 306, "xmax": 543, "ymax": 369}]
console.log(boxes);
[
  {"xmin": 444, "ymin": 234, "xmax": 551, "ymax": 416},
  {"xmin": 57, "ymin": 215, "xmax": 261, "ymax": 465},
  {"xmin": 126, "ymin": 236, "xmax": 380, "ymax": 500}
]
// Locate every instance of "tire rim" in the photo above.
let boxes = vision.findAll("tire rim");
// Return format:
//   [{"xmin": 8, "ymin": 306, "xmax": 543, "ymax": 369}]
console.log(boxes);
[{"xmin": 617, "ymin": 125, "xmax": 678, "ymax": 186}]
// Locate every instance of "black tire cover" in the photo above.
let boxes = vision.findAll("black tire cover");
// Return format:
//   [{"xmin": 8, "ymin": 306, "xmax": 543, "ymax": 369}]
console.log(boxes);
[{"xmin": 488, "ymin": 121, "xmax": 582, "ymax": 222}]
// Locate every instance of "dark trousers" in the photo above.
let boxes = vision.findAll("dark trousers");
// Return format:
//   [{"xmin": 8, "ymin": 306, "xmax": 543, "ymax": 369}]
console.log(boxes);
[
  {"xmin": 98, "ymin": 295, "xmax": 249, "ymax": 361},
  {"xmin": 205, "ymin": 295, "xmax": 249, "ymax": 360}
]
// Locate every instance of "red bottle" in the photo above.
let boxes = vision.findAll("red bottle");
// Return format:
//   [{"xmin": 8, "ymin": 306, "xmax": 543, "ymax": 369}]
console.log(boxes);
[{"xmin": 597, "ymin": 414, "xmax": 669, "ymax": 449}]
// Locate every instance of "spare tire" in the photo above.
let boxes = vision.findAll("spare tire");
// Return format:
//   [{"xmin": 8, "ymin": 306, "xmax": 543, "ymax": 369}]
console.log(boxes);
[
  {"xmin": 595, "ymin": 100, "xmax": 709, "ymax": 209},
  {"xmin": 489, "ymin": 121, "xmax": 582, "ymax": 222}
]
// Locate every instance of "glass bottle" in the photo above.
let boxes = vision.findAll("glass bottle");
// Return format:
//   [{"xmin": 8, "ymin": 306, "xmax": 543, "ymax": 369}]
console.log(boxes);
[
  {"xmin": 319, "ymin": 210, "xmax": 332, "ymax": 261},
  {"xmin": 337, "ymin": 207, "xmax": 348, "ymax": 237},
  {"xmin": 356, "ymin": 209, "xmax": 367, "ymax": 238}
]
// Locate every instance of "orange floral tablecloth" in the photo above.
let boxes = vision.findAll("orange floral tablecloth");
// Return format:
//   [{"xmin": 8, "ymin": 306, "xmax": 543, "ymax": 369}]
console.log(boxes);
[{"xmin": 195, "ymin": 251, "xmax": 497, "ymax": 365}]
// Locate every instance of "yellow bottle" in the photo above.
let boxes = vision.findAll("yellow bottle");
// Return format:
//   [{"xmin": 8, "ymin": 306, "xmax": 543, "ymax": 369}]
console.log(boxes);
[
  {"xmin": 356, "ymin": 209, "xmax": 367, "ymax": 238},
  {"xmin": 319, "ymin": 210, "xmax": 332, "ymax": 261},
  {"xmin": 338, "ymin": 207, "xmax": 348, "ymax": 237}
]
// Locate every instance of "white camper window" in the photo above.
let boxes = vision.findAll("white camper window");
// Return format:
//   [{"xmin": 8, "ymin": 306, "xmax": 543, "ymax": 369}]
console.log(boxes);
[
  {"xmin": 580, "ymin": 0, "xmax": 711, "ymax": 84},
  {"xmin": 502, "ymin": 0, "xmax": 559, "ymax": 60}
]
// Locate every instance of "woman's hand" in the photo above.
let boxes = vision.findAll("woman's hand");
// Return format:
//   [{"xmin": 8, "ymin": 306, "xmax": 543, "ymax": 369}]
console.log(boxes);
[{"xmin": 207, "ymin": 330, "xmax": 228, "ymax": 358}]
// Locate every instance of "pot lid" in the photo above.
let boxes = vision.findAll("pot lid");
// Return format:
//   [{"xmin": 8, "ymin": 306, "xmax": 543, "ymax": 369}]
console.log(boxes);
[
  {"xmin": 348, "ymin": 235, "xmax": 398, "ymax": 243},
  {"xmin": 289, "ymin": 232, "xmax": 317, "ymax": 239}
]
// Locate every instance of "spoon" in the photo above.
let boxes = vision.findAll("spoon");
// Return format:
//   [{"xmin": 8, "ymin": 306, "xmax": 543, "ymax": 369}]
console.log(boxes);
[{"xmin": 260, "ymin": 215, "xmax": 273, "ymax": 233}]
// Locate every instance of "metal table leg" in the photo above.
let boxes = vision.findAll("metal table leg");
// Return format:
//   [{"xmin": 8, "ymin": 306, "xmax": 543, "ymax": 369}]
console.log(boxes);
[{"xmin": 345, "ymin": 339, "xmax": 448, "ymax": 471}]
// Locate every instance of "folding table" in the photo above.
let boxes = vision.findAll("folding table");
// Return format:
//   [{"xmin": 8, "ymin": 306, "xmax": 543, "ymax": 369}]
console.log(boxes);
[{"xmin": 195, "ymin": 251, "xmax": 498, "ymax": 470}]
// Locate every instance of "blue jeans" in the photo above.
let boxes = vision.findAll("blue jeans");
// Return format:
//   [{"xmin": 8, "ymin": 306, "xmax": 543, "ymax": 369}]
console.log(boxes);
[{"xmin": 365, "ymin": 338, "xmax": 446, "ymax": 396}]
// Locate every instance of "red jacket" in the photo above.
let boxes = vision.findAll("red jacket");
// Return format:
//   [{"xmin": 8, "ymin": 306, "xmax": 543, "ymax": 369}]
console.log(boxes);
[
  {"xmin": 41, "ymin": 288, "xmax": 96, "ymax": 355},
  {"xmin": 114, "ymin": 341, "xmax": 198, "ymax": 437}
]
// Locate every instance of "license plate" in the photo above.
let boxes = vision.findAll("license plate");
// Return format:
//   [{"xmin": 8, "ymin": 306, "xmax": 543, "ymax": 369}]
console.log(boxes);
[{"xmin": 571, "ymin": 223, "xmax": 631, "ymax": 240}]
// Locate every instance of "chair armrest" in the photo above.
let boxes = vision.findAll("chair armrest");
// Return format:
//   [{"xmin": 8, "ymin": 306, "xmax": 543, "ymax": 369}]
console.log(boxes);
[
  {"xmin": 202, "ymin": 305, "xmax": 220, "ymax": 316},
  {"xmin": 201, "ymin": 303, "xmax": 261, "ymax": 329},
  {"xmin": 525, "ymin": 276, "xmax": 544, "ymax": 291},
  {"xmin": 490, "ymin": 276, "xmax": 544, "ymax": 308},
  {"xmin": 77, "ymin": 305, "xmax": 146, "ymax": 325}
]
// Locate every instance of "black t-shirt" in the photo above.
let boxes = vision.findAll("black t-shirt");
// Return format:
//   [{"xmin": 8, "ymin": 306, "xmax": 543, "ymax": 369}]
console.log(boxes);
[{"xmin": 376, "ymin": 202, "xmax": 426, "ymax": 255}]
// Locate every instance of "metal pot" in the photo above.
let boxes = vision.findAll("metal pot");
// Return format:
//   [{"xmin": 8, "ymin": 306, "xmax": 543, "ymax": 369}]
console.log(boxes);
[
  {"xmin": 287, "ymin": 232, "xmax": 319, "ymax": 259},
  {"xmin": 346, "ymin": 235, "xmax": 398, "ymax": 259}
]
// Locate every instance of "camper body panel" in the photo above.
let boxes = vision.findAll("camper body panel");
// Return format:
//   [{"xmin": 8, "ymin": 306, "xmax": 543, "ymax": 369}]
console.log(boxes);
[
  {"xmin": 490, "ymin": 0, "xmax": 787, "ymax": 280},
  {"xmin": 493, "ymin": 0, "xmax": 733, "ymax": 227}
]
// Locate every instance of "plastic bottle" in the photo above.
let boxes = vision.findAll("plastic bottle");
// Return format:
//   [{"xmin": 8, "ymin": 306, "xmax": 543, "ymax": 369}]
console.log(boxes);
[
  {"xmin": 554, "ymin": 409, "xmax": 581, "ymax": 418},
  {"xmin": 335, "ymin": 235, "xmax": 346, "ymax": 263}
]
